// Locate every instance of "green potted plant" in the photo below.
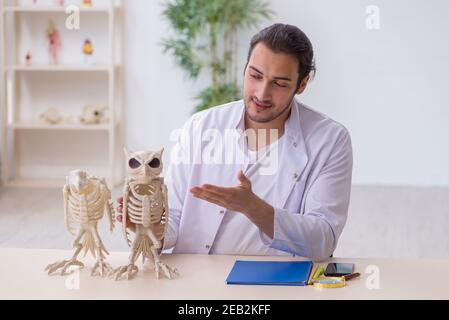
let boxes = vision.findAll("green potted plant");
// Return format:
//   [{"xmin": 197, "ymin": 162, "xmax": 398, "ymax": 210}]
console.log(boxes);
[{"xmin": 162, "ymin": 0, "xmax": 274, "ymax": 113}]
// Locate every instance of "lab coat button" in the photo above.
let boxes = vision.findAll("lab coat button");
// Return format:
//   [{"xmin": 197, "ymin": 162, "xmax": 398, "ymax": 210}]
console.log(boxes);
[
  {"xmin": 293, "ymin": 173, "xmax": 299, "ymax": 180},
  {"xmin": 219, "ymin": 210, "xmax": 225, "ymax": 214},
  {"xmin": 205, "ymin": 245, "xmax": 211, "ymax": 249}
]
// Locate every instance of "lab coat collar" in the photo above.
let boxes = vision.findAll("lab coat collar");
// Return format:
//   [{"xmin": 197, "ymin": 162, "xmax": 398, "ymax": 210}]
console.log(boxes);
[
  {"xmin": 273, "ymin": 98, "xmax": 309, "ymax": 209},
  {"xmin": 233, "ymin": 100, "xmax": 246, "ymax": 130},
  {"xmin": 285, "ymin": 97, "xmax": 303, "ymax": 141}
]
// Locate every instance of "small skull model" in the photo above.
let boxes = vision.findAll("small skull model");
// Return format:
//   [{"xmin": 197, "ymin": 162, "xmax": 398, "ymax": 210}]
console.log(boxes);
[
  {"xmin": 45, "ymin": 170, "xmax": 115, "ymax": 277},
  {"xmin": 111, "ymin": 149, "xmax": 178, "ymax": 280},
  {"xmin": 40, "ymin": 107, "xmax": 62, "ymax": 125},
  {"xmin": 80, "ymin": 105, "xmax": 107, "ymax": 125}
]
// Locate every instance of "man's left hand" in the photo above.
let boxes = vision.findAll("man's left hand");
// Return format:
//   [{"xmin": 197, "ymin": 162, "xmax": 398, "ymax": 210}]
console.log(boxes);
[
  {"xmin": 190, "ymin": 170, "xmax": 259, "ymax": 214},
  {"xmin": 190, "ymin": 170, "xmax": 275, "ymax": 239}
]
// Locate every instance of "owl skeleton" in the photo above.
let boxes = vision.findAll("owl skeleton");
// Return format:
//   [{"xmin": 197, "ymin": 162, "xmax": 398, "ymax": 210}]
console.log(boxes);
[
  {"xmin": 111, "ymin": 148, "xmax": 178, "ymax": 280},
  {"xmin": 45, "ymin": 170, "xmax": 115, "ymax": 277}
]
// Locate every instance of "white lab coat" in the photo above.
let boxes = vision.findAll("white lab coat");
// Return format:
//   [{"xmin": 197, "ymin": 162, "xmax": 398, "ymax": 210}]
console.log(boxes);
[{"xmin": 163, "ymin": 98, "xmax": 353, "ymax": 261}]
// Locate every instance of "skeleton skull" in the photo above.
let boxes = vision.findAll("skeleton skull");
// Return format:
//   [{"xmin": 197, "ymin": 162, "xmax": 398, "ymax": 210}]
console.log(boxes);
[
  {"xmin": 40, "ymin": 107, "xmax": 62, "ymax": 125},
  {"xmin": 80, "ymin": 105, "xmax": 107, "ymax": 125},
  {"xmin": 69, "ymin": 170, "xmax": 88, "ymax": 192},
  {"xmin": 125, "ymin": 148, "xmax": 164, "ymax": 183}
]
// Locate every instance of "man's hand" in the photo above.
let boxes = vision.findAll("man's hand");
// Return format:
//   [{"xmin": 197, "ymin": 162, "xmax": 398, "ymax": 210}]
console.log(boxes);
[
  {"xmin": 190, "ymin": 170, "xmax": 275, "ymax": 238},
  {"xmin": 116, "ymin": 196, "xmax": 136, "ymax": 233}
]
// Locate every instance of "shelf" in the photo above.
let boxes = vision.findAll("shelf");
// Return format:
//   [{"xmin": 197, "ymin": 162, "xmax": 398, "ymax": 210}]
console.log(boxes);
[
  {"xmin": 9, "ymin": 123, "xmax": 111, "ymax": 131},
  {"xmin": 5, "ymin": 178, "xmax": 65, "ymax": 188},
  {"xmin": 3, "ymin": 6, "xmax": 114, "ymax": 13},
  {"xmin": 1, "ymin": 0, "xmax": 122, "ymax": 188},
  {"xmin": 5, "ymin": 65, "xmax": 112, "ymax": 72},
  {"xmin": 5, "ymin": 177, "xmax": 123, "ymax": 189}
]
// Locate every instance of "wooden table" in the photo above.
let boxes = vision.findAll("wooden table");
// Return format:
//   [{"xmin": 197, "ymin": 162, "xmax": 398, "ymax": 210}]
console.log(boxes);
[{"xmin": 1, "ymin": 248, "xmax": 447, "ymax": 300}]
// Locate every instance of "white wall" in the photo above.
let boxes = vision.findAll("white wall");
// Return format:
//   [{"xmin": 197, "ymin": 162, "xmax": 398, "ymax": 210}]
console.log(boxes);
[{"xmin": 123, "ymin": 0, "xmax": 449, "ymax": 187}]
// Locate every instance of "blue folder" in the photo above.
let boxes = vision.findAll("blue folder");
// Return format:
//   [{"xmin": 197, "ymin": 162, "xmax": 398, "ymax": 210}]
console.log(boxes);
[{"xmin": 226, "ymin": 260, "xmax": 313, "ymax": 286}]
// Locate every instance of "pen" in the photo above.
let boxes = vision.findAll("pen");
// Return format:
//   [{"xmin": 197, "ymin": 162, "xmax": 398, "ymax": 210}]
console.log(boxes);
[{"xmin": 341, "ymin": 272, "xmax": 361, "ymax": 281}]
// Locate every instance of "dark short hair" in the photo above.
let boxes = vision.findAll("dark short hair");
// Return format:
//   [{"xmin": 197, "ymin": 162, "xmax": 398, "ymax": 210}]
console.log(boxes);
[{"xmin": 247, "ymin": 23, "xmax": 316, "ymax": 87}]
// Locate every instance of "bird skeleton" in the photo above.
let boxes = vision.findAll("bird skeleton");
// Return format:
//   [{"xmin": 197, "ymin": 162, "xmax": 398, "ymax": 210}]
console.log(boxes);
[
  {"xmin": 111, "ymin": 148, "xmax": 179, "ymax": 280},
  {"xmin": 45, "ymin": 170, "xmax": 115, "ymax": 277}
]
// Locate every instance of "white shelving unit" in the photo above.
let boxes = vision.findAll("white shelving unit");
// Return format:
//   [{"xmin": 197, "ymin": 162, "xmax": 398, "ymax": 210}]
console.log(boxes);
[
  {"xmin": 1, "ymin": 0, "xmax": 123, "ymax": 188},
  {"xmin": 3, "ymin": 6, "xmax": 112, "ymax": 12}
]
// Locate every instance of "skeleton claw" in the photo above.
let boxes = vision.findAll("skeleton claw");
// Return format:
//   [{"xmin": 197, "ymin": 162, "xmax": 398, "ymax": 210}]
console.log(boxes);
[
  {"xmin": 110, "ymin": 264, "xmax": 138, "ymax": 281},
  {"xmin": 45, "ymin": 259, "xmax": 84, "ymax": 276},
  {"xmin": 91, "ymin": 259, "xmax": 113, "ymax": 277},
  {"xmin": 155, "ymin": 261, "xmax": 179, "ymax": 280}
]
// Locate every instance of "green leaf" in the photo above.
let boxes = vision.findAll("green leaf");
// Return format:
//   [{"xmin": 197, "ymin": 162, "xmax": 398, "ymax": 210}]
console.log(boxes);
[
  {"xmin": 194, "ymin": 83, "xmax": 241, "ymax": 113},
  {"xmin": 161, "ymin": 38, "xmax": 203, "ymax": 79}
]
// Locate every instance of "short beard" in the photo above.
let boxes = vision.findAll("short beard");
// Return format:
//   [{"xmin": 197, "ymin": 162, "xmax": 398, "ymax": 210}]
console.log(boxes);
[{"xmin": 245, "ymin": 91, "xmax": 297, "ymax": 124}]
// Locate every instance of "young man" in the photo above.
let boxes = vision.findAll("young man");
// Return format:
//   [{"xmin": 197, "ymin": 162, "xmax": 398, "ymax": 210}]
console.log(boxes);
[{"xmin": 118, "ymin": 23, "xmax": 353, "ymax": 261}]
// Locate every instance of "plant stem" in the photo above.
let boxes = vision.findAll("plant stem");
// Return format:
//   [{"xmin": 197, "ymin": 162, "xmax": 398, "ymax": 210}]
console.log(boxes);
[
  {"xmin": 209, "ymin": 23, "xmax": 219, "ymax": 91},
  {"xmin": 233, "ymin": 28, "xmax": 239, "ymax": 92},
  {"xmin": 224, "ymin": 27, "xmax": 229, "ymax": 84}
]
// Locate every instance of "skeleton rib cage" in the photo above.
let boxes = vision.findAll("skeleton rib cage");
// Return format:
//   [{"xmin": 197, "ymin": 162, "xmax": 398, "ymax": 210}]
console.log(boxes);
[
  {"xmin": 122, "ymin": 178, "xmax": 168, "ymax": 246},
  {"xmin": 65, "ymin": 179, "xmax": 112, "ymax": 231}
]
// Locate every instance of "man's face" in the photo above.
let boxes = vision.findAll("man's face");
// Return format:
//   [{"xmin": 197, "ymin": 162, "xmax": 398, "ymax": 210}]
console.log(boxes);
[{"xmin": 243, "ymin": 43, "xmax": 304, "ymax": 124}]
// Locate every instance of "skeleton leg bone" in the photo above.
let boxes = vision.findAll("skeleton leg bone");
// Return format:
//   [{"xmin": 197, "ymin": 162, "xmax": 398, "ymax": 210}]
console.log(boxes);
[
  {"xmin": 45, "ymin": 230, "xmax": 85, "ymax": 276},
  {"xmin": 90, "ymin": 226, "xmax": 113, "ymax": 277},
  {"xmin": 110, "ymin": 236, "xmax": 140, "ymax": 281},
  {"xmin": 145, "ymin": 228, "xmax": 178, "ymax": 280},
  {"xmin": 150, "ymin": 246, "xmax": 179, "ymax": 280}
]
